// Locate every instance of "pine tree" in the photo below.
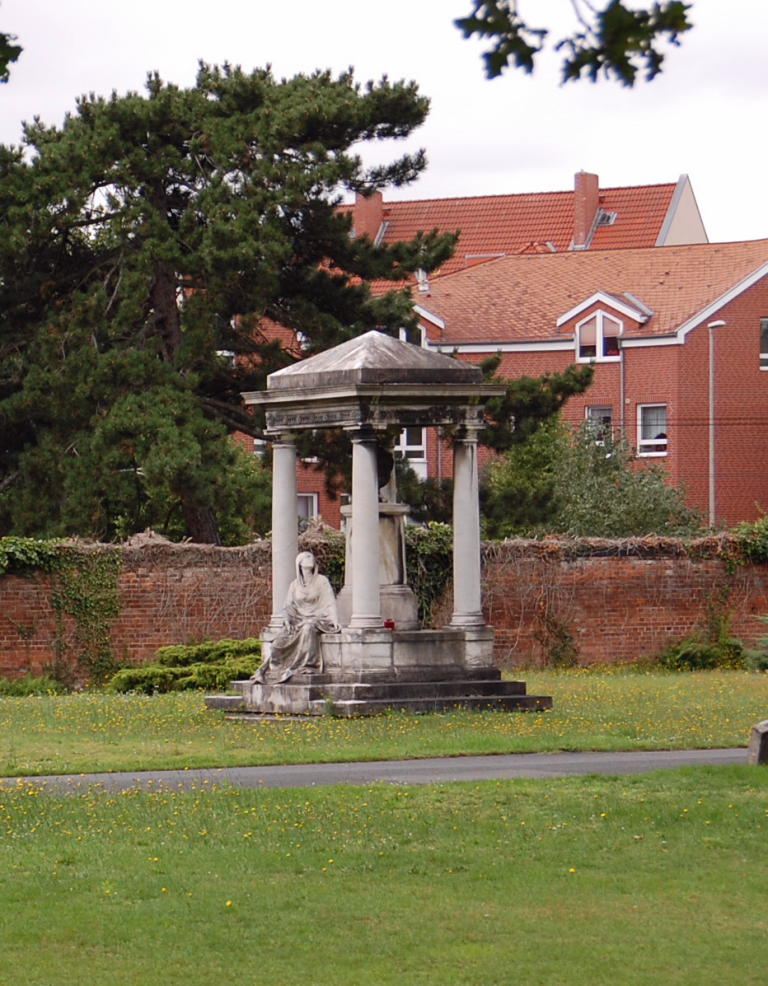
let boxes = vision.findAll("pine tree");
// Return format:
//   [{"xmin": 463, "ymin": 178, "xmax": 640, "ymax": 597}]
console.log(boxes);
[{"xmin": 0, "ymin": 64, "xmax": 457, "ymax": 542}]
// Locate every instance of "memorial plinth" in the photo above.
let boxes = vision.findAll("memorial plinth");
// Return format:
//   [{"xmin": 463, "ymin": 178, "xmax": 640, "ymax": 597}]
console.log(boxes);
[{"xmin": 205, "ymin": 331, "xmax": 552, "ymax": 716}]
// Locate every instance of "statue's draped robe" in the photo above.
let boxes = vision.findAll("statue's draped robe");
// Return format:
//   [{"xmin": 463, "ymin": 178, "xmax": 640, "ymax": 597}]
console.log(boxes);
[{"xmin": 255, "ymin": 553, "xmax": 340, "ymax": 683}]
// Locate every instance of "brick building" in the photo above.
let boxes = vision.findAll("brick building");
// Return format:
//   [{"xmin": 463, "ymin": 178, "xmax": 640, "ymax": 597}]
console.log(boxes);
[
  {"xmin": 414, "ymin": 238, "xmax": 768, "ymax": 527},
  {"xmin": 247, "ymin": 172, "xmax": 711, "ymax": 526}
]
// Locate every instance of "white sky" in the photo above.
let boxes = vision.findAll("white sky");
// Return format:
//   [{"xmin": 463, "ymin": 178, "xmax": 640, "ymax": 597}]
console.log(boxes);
[{"xmin": 1, "ymin": 0, "xmax": 766, "ymax": 243}]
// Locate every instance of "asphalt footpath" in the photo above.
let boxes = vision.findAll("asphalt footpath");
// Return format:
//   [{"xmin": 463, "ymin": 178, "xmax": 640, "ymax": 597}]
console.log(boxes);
[{"xmin": 0, "ymin": 747, "xmax": 748, "ymax": 794}]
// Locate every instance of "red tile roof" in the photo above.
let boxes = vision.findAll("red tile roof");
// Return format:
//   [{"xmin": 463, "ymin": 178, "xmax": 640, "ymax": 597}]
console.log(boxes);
[
  {"xmin": 415, "ymin": 239, "xmax": 768, "ymax": 344},
  {"xmin": 378, "ymin": 183, "xmax": 678, "ymax": 277}
]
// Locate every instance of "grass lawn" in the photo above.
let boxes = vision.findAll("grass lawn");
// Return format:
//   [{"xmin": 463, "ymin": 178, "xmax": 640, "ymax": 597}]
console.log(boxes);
[
  {"xmin": 1, "ymin": 670, "xmax": 767, "ymax": 777},
  {"xmin": 0, "ymin": 765, "xmax": 765, "ymax": 985}
]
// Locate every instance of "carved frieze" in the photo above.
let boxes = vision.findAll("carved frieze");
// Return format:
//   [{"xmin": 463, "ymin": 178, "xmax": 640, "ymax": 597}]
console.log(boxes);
[{"xmin": 265, "ymin": 402, "xmax": 486, "ymax": 433}]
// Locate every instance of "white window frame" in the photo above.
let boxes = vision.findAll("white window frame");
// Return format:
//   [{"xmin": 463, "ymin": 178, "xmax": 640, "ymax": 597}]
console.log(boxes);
[
  {"xmin": 637, "ymin": 404, "xmax": 668, "ymax": 457},
  {"xmin": 297, "ymin": 493, "xmax": 319, "ymax": 521},
  {"xmin": 760, "ymin": 317, "xmax": 768, "ymax": 370},
  {"xmin": 399, "ymin": 325, "xmax": 426, "ymax": 347},
  {"xmin": 585, "ymin": 405, "xmax": 613, "ymax": 442},
  {"xmin": 576, "ymin": 311, "xmax": 622, "ymax": 363},
  {"xmin": 395, "ymin": 426, "xmax": 428, "ymax": 479}
]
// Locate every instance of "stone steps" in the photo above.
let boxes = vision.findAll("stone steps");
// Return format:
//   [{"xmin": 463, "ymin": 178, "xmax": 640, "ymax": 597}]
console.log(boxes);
[
  {"xmin": 205, "ymin": 694, "xmax": 246, "ymax": 712},
  {"xmin": 307, "ymin": 692, "xmax": 552, "ymax": 717},
  {"xmin": 303, "ymin": 678, "xmax": 530, "ymax": 702},
  {"xmin": 205, "ymin": 677, "xmax": 552, "ymax": 717}
]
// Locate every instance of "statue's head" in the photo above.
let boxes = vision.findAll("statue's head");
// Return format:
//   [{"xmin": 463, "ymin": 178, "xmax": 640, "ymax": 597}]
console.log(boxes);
[{"xmin": 296, "ymin": 551, "xmax": 317, "ymax": 584}]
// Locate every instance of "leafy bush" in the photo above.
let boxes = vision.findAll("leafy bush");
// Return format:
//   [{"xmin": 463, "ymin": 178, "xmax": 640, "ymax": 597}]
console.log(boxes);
[
  {"xmin": 733, "ymin": 516, "xmax": 768, "ymax": 564},
  {"xmin": 745, "ymin": 649, "xmax": 768, "ymax": 672},
  {"xmin": 658, "ymin": 636, "xmax": 745, "ymax": 671},
  {"xmin": 0, "ymin": 673, "xmax": 66, "ymax": 696},
  {"xmin": 743, "ymin": 613, "xmax": 768, "ymax": 671},
  {"xmin": 108, "ymin": 665, "xmax": 181, "ymax": 695},
  {"xmin": 108, "ymin": 638, "xmax": 261, "ymax": 694},
  {"xmin": 483, "ymin": 420, "xmax": 703, "ymax": 538}
]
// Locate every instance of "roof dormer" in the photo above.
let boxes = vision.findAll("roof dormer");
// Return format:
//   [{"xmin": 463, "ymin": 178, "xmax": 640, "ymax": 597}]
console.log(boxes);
[{"xmin": 557, "ymin": 291, "xmax": 652, "ymax": 362}]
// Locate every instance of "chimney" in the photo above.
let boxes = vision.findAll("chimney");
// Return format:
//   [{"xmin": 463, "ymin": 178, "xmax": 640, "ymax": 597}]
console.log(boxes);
[
  {"xmin": 573, "ymin": 171, "xmax": 599, "ymax": 250},
  {"xmin": 352, "ymin": 191, "xmax": 384, "ymax": 241}
]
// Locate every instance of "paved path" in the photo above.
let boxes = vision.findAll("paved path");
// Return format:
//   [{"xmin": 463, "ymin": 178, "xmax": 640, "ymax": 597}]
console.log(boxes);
[{"xmin": 0, "ymin": 747, "xmax": 748, "ymax": 794}]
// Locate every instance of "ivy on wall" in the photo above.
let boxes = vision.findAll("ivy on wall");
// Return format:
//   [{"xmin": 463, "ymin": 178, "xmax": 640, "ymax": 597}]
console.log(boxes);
[
  {"xmin": 1, "ymin": 538, "xmax": 122, "ymax": 684},
  {"xmin": 404, "ymin": 523, "xmax": 453, "ymax": 627},
  {"xmin": 0, "ymin": 537, "xmax": 61, "ymax": 577}
]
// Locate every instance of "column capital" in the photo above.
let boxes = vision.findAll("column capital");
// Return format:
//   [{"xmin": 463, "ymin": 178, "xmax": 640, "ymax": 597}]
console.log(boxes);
[
  {"xmin": 271, "ymin": 431, "xmax": 296, "ymax": 447},
  {"xmin": 348, "ymin": 425, "xmax": 377, "ymax": 445},
  {"xmin": 453, "ymin": 422, "xmax": 482, "ymax": 444}
]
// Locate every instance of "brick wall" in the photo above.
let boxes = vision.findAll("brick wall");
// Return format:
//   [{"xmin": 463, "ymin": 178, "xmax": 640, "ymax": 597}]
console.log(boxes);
[
  {"xmin": 0, "ymin": 538, "xmax": 271, "ymax": 679},
  {"xmin": 483, "ymin": 539, "xmax": 768, "ymax": 666},
  {"xmin": 2, "ymin": 537, "xmax": 767, "ymax": 677}
]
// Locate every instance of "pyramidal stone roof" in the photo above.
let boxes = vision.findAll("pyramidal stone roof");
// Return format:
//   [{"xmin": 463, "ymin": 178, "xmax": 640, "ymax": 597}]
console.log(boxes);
[{"xmin": 267, "ymin": 330, "xmax": 482, "ymax": 391}]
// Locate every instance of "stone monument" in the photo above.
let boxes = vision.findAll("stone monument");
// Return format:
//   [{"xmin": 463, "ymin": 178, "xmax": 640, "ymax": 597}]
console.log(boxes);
[{"xmin": 206, "ymin": 330, "xmax": 551, "ymax": 716}]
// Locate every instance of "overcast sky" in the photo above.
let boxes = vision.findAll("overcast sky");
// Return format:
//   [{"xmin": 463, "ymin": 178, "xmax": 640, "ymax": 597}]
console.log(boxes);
[{"xmin": 1, "ymin": 0, "xmax": 766, "ymax": 242}]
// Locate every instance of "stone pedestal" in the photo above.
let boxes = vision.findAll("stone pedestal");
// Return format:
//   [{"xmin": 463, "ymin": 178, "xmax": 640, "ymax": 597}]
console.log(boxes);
[
  {"xmin": 209, "ymin": 625, "xmax": 550, "ymax": 716},
  {"xmin": 206, "ymin": 624, "xmax": 553, "ymax": 717}
]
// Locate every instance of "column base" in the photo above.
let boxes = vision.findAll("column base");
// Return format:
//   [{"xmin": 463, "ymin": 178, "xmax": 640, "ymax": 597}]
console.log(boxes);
[{"xmin": 449, "ymin": 612, "xmax": 485, "ymax": 628}]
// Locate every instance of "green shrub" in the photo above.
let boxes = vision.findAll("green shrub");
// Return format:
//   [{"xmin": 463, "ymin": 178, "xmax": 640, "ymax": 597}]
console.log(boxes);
[
  {"xmin": 745, "ymin": 649, "xmax": 768, "ymax": 672},
  {"xmin": 170, "ymin": 656, "xmax": 259, "ymax": 691},
  {"xmin": 108, "ymin": 638, "xmax": 261, "ymax": 694},
  {"xmin": 0, "ymin": 673, "xmax": 66, "ymax": 696},
  {"xmin": 658, "ymin": 636, "xmax": 745, "ymax": 671},
  {"xmin": 743, "ymin": 613, "xmax": 768, "ymax": 671},
  {"xmin": 155, "ymin": 637, "xmax": 261, "ymax": 668},
  {"xmin": 733, "ymin": 516, "xmax": 768, "ymax": 564},
  {"xmin": 108, "ymin": 665, "xmax": 182, "ymax": 694}
]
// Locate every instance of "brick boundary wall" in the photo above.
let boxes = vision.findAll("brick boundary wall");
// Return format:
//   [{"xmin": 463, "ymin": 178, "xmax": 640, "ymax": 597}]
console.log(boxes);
[
  {"xmin": 1, "ymin": 535, "xmax": 767, "ymax": 677},
  {"xmin": 481, "ymin": 540, "xmax": 768, "ymax": 667},
  {"xmin": 0, "ymin": 537, "xmax": 272, "ymax": 679}
]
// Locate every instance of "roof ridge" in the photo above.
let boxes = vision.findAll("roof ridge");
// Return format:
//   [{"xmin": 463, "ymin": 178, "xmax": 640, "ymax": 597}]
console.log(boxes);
[{"xmin": 358, "ymin": 182, "xmax": 678, "ymax": 209}]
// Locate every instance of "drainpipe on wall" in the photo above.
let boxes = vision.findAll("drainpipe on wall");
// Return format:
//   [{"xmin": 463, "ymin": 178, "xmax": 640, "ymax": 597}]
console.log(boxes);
[
  {"xmin": 708, "ymin": 320, "xmax": 726, "ymax": 527},
  {"xmin": 619, "ymin": 338, "xmax": 626, "ymax": 432}
]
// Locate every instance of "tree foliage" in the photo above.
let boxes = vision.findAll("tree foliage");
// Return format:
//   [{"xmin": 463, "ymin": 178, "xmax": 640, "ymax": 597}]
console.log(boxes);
[
  {"xmin": 0, "ymin": 6, "xmax": 21, "ymax": 83},
  {"xmin": 483, "ymin": 419, "xmax": 703, "ymax": 538},
  {"xmin": 455, "ymin": 0, "xmax": 692, "ymax": 85},
  {"xmin": 479, "ymin": 354, "xmax": 594, "ymax": 451},
  {"xmin": 0, "ymin": 64, "xmax": 457, "ymax": 543}
]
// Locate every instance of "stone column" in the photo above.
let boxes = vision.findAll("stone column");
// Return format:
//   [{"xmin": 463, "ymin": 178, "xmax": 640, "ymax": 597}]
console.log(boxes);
[
  {"xmin": 451, "ymin": 426, "xmax": 484, "ymax": 627},
  {"xmin": 270, "ymin": 434, "xmax": 298, "ymax": 628},
  {"xmin": 348, "ymin": 428, "xmax": 382, "ymax": 628}
]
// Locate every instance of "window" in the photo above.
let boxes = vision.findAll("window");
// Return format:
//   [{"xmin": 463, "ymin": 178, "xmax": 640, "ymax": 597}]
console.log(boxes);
[
  {"xmin": 585, "ymin": 405, "xmax": 613, "ymax": 441},
  {"xmin": 761, "ymin": 318, "xmax": 768, "ymax": 369},
  {"xmin": 399, "ymin": 325, "xmax": 425, "ymax": 347},
  {"xmin": 637, "ymin": 404, "xmax": 668, "ymax": 456},
  {"xmin": 297, "ymin": 493, "xmax": 319, "ymax": 521},
  {"xmin": 395, "ymin": 426, "xmax": 427, "ymax": 479},
  {"xmin": 576, "ymin": 312, "xmax": 622, "ymax": 361},
  {"xmin": 215, "ymin": 349, "xmax": 236, "ymax": 368}
]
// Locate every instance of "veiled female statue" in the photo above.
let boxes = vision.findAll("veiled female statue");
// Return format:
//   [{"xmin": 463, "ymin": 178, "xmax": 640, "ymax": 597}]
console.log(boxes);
[{"xmin": 252, "ymin": 551, "xmax": 340, "ymax": 684}]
